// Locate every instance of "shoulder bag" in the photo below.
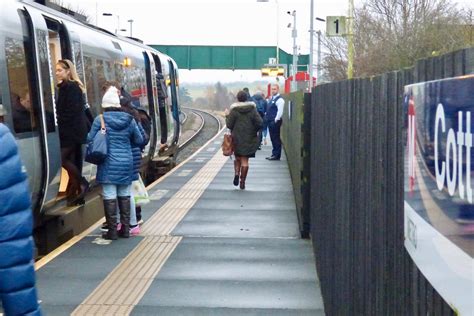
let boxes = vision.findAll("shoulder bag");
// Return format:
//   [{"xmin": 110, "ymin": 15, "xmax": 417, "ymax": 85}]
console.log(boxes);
[
  {"xmin": 221, "ymin": 130, "xmax": 234, "ymax": 156},
  {"xmin": 85, "ymin": 115, "xmax": 108, "ymax": 165}
]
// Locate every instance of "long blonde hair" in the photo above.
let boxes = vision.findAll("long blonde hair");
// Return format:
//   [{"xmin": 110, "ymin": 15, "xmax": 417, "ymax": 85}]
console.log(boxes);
[{"xmin": 57, "ymin": 59, "xmax": 86, "ymax": 93}]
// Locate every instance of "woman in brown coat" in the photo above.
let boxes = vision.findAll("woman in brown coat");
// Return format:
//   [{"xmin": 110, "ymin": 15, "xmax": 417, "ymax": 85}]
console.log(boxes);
[{"xmin": 225, "ymin": 90, "xmax": 263, "ymax": 189}]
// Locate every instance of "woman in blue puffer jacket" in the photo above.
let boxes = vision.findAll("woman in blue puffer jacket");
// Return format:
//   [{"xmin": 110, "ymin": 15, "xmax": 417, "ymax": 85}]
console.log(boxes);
[
  {"xmin": 87, "ymin": 86, "xmax": 143, "ymax": 240},
  {"xmin": 0, "ymin": 123, "xmax": 41, "ymax": 315}
]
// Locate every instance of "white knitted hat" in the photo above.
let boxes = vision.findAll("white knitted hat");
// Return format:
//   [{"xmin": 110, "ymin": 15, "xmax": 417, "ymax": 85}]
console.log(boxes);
[{"xmin": 102, "ymin": 86, "xmax": 121, "ymax": 108}]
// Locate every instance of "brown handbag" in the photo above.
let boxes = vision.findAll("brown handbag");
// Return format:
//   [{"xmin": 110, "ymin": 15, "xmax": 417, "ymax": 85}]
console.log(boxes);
[{"xmin": 222, "ymin": 132, "xmax": 234, "ymax": 156}]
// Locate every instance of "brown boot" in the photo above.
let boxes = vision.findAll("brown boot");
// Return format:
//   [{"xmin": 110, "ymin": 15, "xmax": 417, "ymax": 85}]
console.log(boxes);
[
  {"xmin": 233, "ymin": 159, "xmax": 241, "ymax": 186},
  {"xmin": 240, "ymin": 166, "xmax": 249, "ymax": 190}
]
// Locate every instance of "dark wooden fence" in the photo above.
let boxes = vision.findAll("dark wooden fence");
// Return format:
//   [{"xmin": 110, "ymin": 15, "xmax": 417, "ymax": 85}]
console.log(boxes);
[{"xmin": 281, "ymin": 47, "xmax": 474, "ymax": 315}]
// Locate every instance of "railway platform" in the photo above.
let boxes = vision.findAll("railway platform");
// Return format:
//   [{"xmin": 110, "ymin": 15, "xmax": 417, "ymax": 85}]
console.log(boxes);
[{"xmin": 34, "ymin": 130, "xmax": 324, "ymax": 315}]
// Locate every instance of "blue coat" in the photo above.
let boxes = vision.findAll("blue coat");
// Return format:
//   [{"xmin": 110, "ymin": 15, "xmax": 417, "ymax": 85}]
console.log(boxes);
[
  {"xmin": 0, "ymin": 124, "xmax": 41, "ymax": 315},
  {"xmin": 87, "ymin": 111, "xmax": 143, "ymax": 185}
]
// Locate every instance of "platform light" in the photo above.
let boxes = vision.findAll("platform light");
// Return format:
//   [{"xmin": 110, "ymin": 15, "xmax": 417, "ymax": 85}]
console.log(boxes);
[{"xmin": 123, "ymin": 57, "xmax": 132, "ymax": 67}]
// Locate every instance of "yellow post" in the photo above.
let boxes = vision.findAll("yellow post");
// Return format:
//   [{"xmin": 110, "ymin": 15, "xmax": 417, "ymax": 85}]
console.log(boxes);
[{"xmin": 347, "ymin": 0, "xmax": 354, "ymax": 79}]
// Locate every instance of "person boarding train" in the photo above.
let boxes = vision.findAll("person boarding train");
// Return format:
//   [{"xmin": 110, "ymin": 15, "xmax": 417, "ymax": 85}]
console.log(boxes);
[{"xmin": 55, "ymin": 59, "xmax": 90, "ymax": 205}]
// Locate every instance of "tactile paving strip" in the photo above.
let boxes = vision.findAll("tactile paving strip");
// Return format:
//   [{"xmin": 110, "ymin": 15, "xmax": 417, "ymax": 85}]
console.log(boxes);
[
  {"xmin": 71, "ymin": 236, "xmax": 181, "ymax": 315},
  {"xmin": 72, "ymin": 150, "xmax": 228, "ymax": 315},
  {"xmin": 141, "ymin": 151, "xmax": 228, "ymax": 236}
]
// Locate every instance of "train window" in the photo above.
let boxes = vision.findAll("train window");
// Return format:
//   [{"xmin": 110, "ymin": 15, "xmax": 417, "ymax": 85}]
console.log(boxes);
[
  {"xmin": 73, "ymin": 41, "xmax": 85, "ymax": 84},
  {"xmin": 104, "ymin": 61, "xmax": 113, "ymax": 81},
  {"xmin": 37, "ymin": 29, "xmax": 55, "ymax": 133},
  {"xmin": 5, "ymin": 37, "xmax": 37, "ymax": 134},
  {"xmin": 96, "ymin": 59, "xmax": 106, "ymax": 95},
  {"xmin": 84, "ymin": 55, "xmax": 99, "ymax": 116},
  {"xmin": 114, "ymin": 62, "xmax": 124, "ymax": 84},
  {"xmin": 5, "ymin": 12, "xmax": 44, "ymax": 211}
]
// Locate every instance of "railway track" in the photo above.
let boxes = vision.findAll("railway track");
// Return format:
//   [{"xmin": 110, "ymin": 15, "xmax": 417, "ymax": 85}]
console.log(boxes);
[{"xmin": 176, "ymin": 108, "xmax": 223, "ymax": 164}]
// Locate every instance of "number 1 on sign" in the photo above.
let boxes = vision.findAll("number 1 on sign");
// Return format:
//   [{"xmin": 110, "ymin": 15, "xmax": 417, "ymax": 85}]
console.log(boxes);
[{"xmin": 326, "ymin": 16, "xmax": 346, "ymax": 37}]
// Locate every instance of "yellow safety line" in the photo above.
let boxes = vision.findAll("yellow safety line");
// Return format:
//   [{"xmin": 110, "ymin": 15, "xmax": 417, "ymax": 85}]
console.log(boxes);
[
  {"xmin": 72, "ymin": 236, "xmax": 181, "ymax": 316},
  {"xmin": 141, "ymin": 151, "xmax": 228, "ymax": 236},
  {"xmin": 70, "ymin": 144, "xmax": 229, "ymax": 314},
  {"xmin": 35, "ymin": 127, "xmax": 226, "ymax": 271}
]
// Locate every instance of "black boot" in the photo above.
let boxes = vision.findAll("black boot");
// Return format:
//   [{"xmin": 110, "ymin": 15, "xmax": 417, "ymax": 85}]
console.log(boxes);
[
  {"xmin": 102, "ymin": 199, "xmax": 118, "ymax": 240},
  {"xmin": 118, "ymin": 196, "xmax": 131, "ymax": 238},
  {"xmin": 136, "ymin": 205, "xmax": 143, "ymax": 224},
  {"xmin": 233, "ymin": 160, "xmax": 240, "ymax": 186}
]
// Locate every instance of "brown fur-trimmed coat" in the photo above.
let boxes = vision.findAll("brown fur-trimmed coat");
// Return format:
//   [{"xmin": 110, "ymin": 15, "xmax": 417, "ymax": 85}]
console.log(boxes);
[{"xmin": 225, "ymin": 101, "xmax": 263, "ymax": 157}]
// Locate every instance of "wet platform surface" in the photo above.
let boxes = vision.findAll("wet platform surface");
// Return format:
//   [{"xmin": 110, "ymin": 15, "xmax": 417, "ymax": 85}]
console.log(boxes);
[{"xmin": 35, "ymin": 132, "xmax": 325, "ymax": 315}]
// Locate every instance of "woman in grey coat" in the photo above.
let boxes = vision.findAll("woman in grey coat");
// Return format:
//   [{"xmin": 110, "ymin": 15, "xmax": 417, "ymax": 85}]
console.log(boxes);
[{"xmin": 225, "ymin": 91, "xmax": 263, "ymax": 189}]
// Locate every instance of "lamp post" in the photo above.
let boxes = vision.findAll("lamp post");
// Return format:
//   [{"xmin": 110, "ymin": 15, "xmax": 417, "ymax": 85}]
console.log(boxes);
[
  {"xmin": 316, "ymin": 30, "xmax": 322, "ymax": 82},
  {"xmin": 127, "ymin": 19, "xmax": 134, "ymax": 37},
  {"xmin": 347, "ymin": 0, "xmax": 354, "ymax": 79},
  {"xmin": 288, "ymin": 10, "xmax": 297, "ymax": 92},
  {"xmin": 102, "ymin": 12, "xmax": 120, "ymax": 35},
  {"xmin": 310, "ymin": 14, "xmax": 326, "ymax": 89},
  {"xmin": 315, "ymin": 17, "xmax": 325, "ymax": 85},
  {"xmin": 256, "ymin": 0, "xmax": 279, "ymax": 64}
]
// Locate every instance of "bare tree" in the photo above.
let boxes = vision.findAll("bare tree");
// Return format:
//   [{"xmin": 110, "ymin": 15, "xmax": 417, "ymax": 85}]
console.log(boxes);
[
  {"xmin": 322, "ymin": 0, "xmax": 472, "ymax": 80},
  {"xmin": 49, "ymin": 0, "xmax": 91, "ymax": 23}
]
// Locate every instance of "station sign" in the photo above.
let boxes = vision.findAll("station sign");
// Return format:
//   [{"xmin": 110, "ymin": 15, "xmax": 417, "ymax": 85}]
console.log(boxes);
[
  {"xmin": 403, "ymin": 75, "xmax": 474, "ymax": 315},
  {"xmin": 326, "ymin": 16, "xmax": 347, "ymax": 37}
]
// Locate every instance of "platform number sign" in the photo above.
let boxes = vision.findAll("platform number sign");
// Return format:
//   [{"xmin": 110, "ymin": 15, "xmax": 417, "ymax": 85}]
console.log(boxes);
[{"xmin": 326, "ymin": 16, "xmax": 347, "ymax": 37}]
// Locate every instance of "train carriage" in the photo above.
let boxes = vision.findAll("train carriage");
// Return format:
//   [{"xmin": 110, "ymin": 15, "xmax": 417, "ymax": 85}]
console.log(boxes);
[{"xmin": 0, "ymin": 0, "xmax": 181, "ymax": 229}]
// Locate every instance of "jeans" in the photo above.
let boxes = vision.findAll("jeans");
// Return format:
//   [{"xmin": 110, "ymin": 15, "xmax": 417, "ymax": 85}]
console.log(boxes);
[{"xmin": 102, "ymin": 183, "xmax": 131, "ymax": 199}]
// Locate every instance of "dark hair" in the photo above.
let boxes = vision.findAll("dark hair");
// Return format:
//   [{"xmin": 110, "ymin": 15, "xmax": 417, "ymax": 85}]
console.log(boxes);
[
  {"xmin": 101, "ymin": 81, "xmax": 120, "ymax": 94},
  {"xmin": 237, "ymin": 90, "xmax": 248, "ymax": 102}
]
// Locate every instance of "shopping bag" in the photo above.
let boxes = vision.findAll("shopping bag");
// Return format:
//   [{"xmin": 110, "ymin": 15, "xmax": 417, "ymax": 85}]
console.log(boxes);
[
  {"xmin": 132, "ymin": 175, "xmax": 150, "ymax": 205},
  {"xmin": 85, "ymin": 115, "xmax": 107, "ymax": 165},
  {"xmin": 221, "ymin": 132, "xmax": 234, "ymax": 156}
]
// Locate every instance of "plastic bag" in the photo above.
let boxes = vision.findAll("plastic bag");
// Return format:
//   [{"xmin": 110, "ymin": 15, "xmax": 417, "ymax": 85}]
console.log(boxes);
[{"xmin": 132, "ymin": 175, "xmax": 150, "ymax": 205}]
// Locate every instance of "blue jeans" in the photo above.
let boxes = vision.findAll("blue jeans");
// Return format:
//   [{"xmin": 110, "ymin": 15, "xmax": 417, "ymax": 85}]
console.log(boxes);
[{"xmin": 102, "ymin": 184, "xmax": 131, "ymax": 199}]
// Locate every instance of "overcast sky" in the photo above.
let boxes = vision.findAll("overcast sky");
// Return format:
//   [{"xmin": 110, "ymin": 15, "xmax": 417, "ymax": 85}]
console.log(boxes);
[{"xmin": 60, "ymin": 0, "xmax": 473, "ymax": 84}]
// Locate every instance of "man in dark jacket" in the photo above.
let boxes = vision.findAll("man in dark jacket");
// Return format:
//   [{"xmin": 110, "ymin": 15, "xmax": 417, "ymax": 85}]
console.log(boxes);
[
  {"xmin": 252, "ymin": 91, "xmax": 268, "ymax": 149},
  {"xmin": 0, "ymin": 123, "xmax": 42, "ymax": 315}
]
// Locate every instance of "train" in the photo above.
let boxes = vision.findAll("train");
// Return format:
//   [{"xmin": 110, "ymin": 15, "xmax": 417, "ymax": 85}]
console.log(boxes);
[{"xmin": 0, "ymin": 0, "xmax": 181, "ymax": 246}]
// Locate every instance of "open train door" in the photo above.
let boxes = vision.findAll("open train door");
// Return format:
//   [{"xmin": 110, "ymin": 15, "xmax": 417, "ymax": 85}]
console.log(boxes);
[
  {"xmin": 22, "ymin": 7, "xmax": 62, "ymax": 211},
  {"xmin": 143, "ymin": 51, "xmax": 159, "ymax": 160},
  {"xmin": 167, "ymin": 59, "xmax": 180, "ymax": 146}
]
